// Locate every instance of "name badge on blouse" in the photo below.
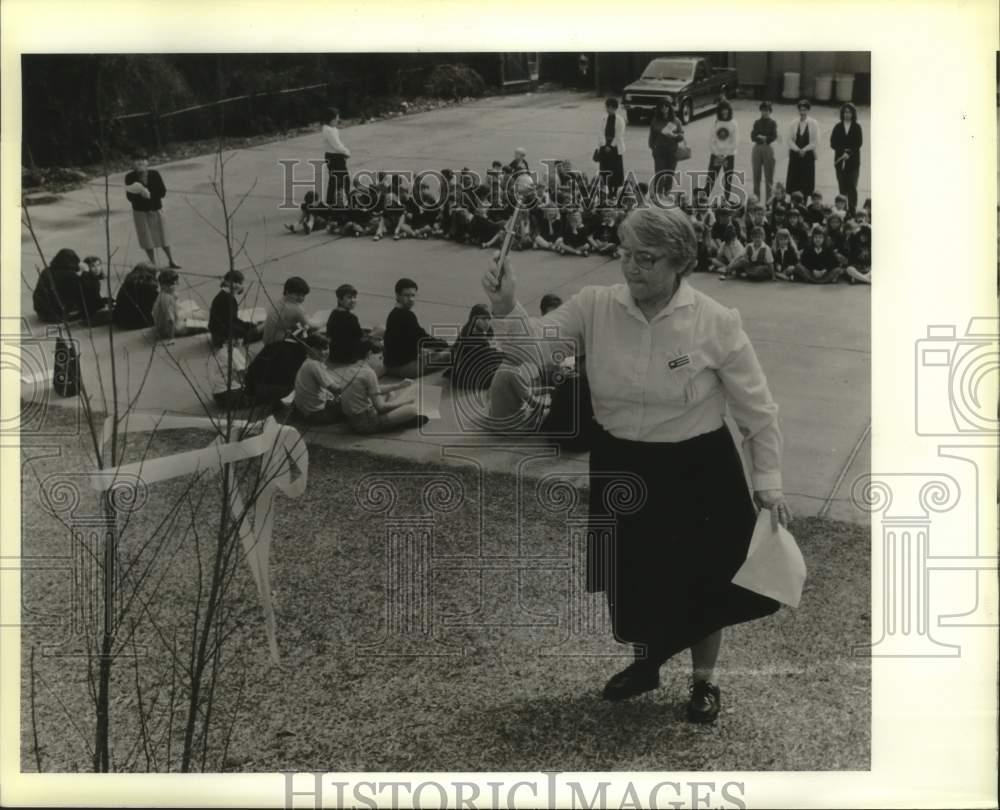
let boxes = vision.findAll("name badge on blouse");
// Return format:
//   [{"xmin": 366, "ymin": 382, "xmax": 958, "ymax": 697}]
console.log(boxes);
[{"xmin": 667, "ymin": 353, "xmax": 691, "ymax": 370}]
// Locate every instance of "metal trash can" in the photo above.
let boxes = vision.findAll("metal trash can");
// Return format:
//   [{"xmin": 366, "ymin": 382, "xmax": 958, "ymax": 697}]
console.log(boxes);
[
  {"xmin": 835, "ymin": 73, "xmax": 856, "ymax": 102},
  {"xmin": 782, "ymin": 72, "xmax": 801, "ymax": 99}
]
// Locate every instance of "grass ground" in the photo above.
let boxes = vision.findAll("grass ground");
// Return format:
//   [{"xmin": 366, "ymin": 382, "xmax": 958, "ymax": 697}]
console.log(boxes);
[{"xmin": 20, "ymin": 403, "xmax": 869, "ymax": 772}]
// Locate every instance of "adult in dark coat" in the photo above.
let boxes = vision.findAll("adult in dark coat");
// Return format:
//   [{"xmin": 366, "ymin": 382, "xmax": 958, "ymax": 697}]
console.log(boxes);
[
  {"xmin": 830, "ymin": 103, "xmax": 863, "ymax": 214},
  {"xmin": 124, "ymin": 152, "xmax": 181, "ymax": 268},
  {"xmin": 648, "ymin": 100, "xmax": 684, "ymax": 198},
  {"xmin": 33, "ymin": 248, "xmax": 86, "ymax": 323},
  {"xmin": 112, "ymin": 262, "xmax": 160, "ymax": 330}
]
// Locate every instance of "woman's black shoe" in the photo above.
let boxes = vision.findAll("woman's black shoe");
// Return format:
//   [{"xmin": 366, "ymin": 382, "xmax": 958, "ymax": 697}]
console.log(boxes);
[
  {"xmin": 686, "ymin": 681, "xmax": 721, "ymax": 723},
  {"xmin": 602, "ymin": 661, "xmax": 660, "ymax": 701}
]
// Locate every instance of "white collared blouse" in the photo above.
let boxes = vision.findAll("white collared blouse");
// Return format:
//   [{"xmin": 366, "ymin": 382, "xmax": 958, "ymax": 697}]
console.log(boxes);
[{"xmin": 493, "ymin": 279, "xmax": 783, "ymax": 490}]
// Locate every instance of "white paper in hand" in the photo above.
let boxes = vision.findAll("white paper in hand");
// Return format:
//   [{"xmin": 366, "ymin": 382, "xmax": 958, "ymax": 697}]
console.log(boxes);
[{"xmin": 732, "ymin": 510, "xmax": 807, "ymax": 608}]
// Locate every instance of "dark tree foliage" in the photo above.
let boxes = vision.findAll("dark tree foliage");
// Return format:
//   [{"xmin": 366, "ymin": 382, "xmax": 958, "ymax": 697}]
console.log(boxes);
[{"xmin": 22, "ymin": 53, "xmax": 497, "ymax": 168}]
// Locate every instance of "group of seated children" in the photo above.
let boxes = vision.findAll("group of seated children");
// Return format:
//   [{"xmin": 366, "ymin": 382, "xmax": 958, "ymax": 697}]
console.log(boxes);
[
  {"xmin": 694, "ymin": 186, "xmax": 872, "ymax": 285},
  {"xmin": 199, "ymin": 269, "xmax": 590, "ymax": 445},
  {"xmin": 285, "ymin": 154, "xmax": 625, "ymax": 259}
]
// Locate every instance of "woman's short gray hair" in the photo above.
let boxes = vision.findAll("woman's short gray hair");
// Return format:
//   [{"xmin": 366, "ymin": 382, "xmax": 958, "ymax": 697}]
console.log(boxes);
[{"xmin": 618, "ymin": 206, "xmax": 698, "ymax": 277}]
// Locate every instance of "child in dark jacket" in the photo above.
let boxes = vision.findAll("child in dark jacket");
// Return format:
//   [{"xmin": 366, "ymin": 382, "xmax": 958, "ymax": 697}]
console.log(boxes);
[{"xmin": 794, "ymin": 226, "xmax": 842, "ymax": 283}]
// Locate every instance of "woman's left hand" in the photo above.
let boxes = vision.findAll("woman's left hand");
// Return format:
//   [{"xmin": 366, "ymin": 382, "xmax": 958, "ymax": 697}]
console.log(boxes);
[{"xmin": 754, "ymin": 489, "xmax": 793, "ymax": 531}]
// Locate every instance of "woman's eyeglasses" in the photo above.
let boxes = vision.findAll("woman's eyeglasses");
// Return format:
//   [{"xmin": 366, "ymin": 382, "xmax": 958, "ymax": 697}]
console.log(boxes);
[{"xmin": 619, "ymin": 248, "xmax": 666, "ymax": 270}]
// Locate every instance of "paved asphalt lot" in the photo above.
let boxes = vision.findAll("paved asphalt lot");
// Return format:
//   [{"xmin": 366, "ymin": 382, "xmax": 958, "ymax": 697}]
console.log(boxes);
[{"xmin": 16, "ymin": 90, "xmax": 870, "ymax": 523}]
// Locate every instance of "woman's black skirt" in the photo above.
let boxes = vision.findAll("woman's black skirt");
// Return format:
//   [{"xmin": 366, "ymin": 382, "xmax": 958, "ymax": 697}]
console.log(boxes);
[
  {"xmin": 785, "ymin": 151, "xmax": 815, "ymax": 196},
  {"xmin": 587, "ymin": 424, "xmax": 779, "ymax": 658}
]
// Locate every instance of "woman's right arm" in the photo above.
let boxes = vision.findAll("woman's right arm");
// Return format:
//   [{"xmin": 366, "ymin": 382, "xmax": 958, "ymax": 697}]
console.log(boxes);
[{"xmin": 482, "ymin": 256, "xmax": 587, "ymax": 366}]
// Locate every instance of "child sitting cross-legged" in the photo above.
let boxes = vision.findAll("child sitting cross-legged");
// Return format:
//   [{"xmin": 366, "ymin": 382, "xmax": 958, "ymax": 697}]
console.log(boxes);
[
  {"xmin": 531, "ymin": 203, "xmax": 564, "ymax": 251},
  {"xmin": 710, "ymin": 224, "xmax": 744, "ymax": 274},
  {"xmin": 284, "ymin": 190, "xmax": 332, "ymax": 235},
  {"xmin": 794, "ymin": 224, "xmax": 842, "ymax": 283},
  {"xmin": 326, "ymin": 337, "xmax": 428, "ymax": 434},
  {"xmin": 721, "ymin": 225, "xmax": 774, "ymax": 281},
  {"xmin": 555, "ymin": 207, "xmax": 593, "ymax": 256},
  {"xmin": 152, "ymin": 268, "xmax": 209, "ymax": 342},
  {"xmin": 772, "ymin": 228, "xmax": 801, "ymax": 281},
  {"xmin": 590, "ymin": 208, "xmax": 622, "ymax": 257}
]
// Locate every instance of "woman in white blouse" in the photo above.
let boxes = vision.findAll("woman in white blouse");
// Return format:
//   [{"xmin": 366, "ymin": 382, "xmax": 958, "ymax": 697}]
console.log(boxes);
[
  {"xmin": 785, "ymin": 98, "xmax": 819, "ymax": 196},
  {"xmin": 321, "ymin": 107, "xmax": 351, "ymax": 206},
  {"xmin": 482, "ymin": 206, "xmax": 791, "ymax": 724}
]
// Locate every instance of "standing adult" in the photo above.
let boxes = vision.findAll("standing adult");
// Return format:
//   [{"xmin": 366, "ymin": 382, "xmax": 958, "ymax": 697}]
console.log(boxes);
[
  {"xmin": 648, "ymin": 99, "xmax": 684, "ymax": 199},
  {"xmin": 785, "ymin": 99, "xmax": 819, "ymax": 197},
  {"xmin": 124, "ymin": 151, "xmax": 181, "ymax": 268},
  {"xmin": 830, "ymin": 102, "xmax": 863, "ymax": 214},
  {"xmin": 322, "ymin": 107, "xmax": 351, "ymax": 206},
  {"xmin": 705, "ymin": 100, "xmax": 739, "ymax": 204},
  {"xmin": 750, "ymin": 101, "xmax": 779, "ymax": 202},
  {"xmin": 482, "ymin": 206, "xmax": 790, "ymax": 724},
  {"xmin": 596, "ymin": 97, "xmax": 626, "ymax": 196}
]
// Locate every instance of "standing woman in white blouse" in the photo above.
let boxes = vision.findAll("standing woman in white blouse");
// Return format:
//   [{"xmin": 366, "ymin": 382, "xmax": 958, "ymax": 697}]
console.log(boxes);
[
  {"xmin": 785, "ymin": 98, "xmax": 819, "ymax": 196},
  {"xmin": 321, "ymin": 107, "xmax": 351, "ymax": 206},
  {"xmin": 482, "ymin": 206, "xmax": 791, "ymax": 724}
]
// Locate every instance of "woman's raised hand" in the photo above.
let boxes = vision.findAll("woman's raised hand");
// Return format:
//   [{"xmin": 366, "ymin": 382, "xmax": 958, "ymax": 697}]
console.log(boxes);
[{"xmin": 482, "ymin": 252, "xmax": 517, "ymax": 317}]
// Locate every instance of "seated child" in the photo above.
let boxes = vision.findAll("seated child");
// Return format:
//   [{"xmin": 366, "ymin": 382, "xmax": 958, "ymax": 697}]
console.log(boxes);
[
  {"xmin": 824, "ymin": 211, "xmax": 850, "ymax": 268},
  {"xmin": 337, "ymin": 184, "xmax": 379, "ymax": 237},
  {"xmin": 832, "ymin": 194, "xmax": 850, "ymax": 219},
  {"xmin": 789, "ymin": 190, "xmax": 807, "ymax": 220},
  {"xmin": 207, "ymin": 339, "xmax": 249, "ymax": 410},
  {"xmin": 451, "ymin": 304, "xmax": 504, "ymax": 391},
  {"xmin": 710, "ymin": 224, "xmax": 744, "ymax": 273},
  {"xmin": 692, "ymin": 222, "xmax": 712, "ymax": 273},
  {"xmin": 373, "ymin": 185, "xmax": 406, "ymax": 241},
  {"xmin": 326, "ymin": 337, "xmax": 426, "ymax": 434},
  {"xmin": 80, "ymin": 256, "xmax": 111, "ymax": 322},
  {"xmin": 262, "ymin": 276, "xmax": 327, "ymax": 347},
  {"xmin": 772, "ymin": 228, "xmax": 801, "ymax": 281},
  {"xmin": 508, "ymin": 147, "xmax": 529, "ymax": 175},
  {"xmin": 590, "ymin": 208, "xmax": 621, "ymax": 256},
  {"xmin": 722, "ymin": 226, "xmax": 774, "ymax": 281},
  {"xmin": 785, "ymin": 207, "xmax": 810, "ymax": 252},
  {"xmin": 383, "ymin": 278, "xmax": 452, "ymax": 378},
  {"xmin": 398, "ymin": 183, "xmax": 437, "ymax": 239},
  {"xmin": 448, "ymin": 206, "xmax": 475, "ymax": 244},
  {"xmin": 556, "ymin": 208, "xmax": 593, "ymax": 256},
  {"xmin": 767, "ymin": 181, "xmax": 789, "ymax": 212},
  {"xmin": 710, "ymin": 205, "xmax": 742, "ymax": 245},
  {"xmin": 284, "ymin": 190, "xmax": 333, "ymax": 235},
  {"xmin": 532, "ymin": 204, "xmax": 564, "ymax": 251},
  {"xmin": 470, "ymin": 201, "xmax": 505, "ymax": 249},
  {"xmin": 745, "ymin": 204, "xmax": 774, "ymax": 245},
  {"xmin": 208, "ymin": 270, "xmax": 264, "ymax": 348},
  {"xmin": 794, "ymin": 225, "xmax": 842, "ymax": 283},
  {"xmin": 244, "ymin": 330, "xmax": 326, "ymax": 407},
  {"xmin": 113, "ymin": 262, "xmax": 160, "ymax": 330},
  {"xmin": 804, "ymin": 191, "xmax": 828, "ymax": 226},
  {"xmin": 290, "ymin": 345, "xmax": 346, "ymax": 425},
  {"xmin": 152, "ymin": 269, "xmax": 208, "ymax": 342},
  {"xmin": 845, "ymin": 224, "xmax": 872, "ymax": 284}
]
